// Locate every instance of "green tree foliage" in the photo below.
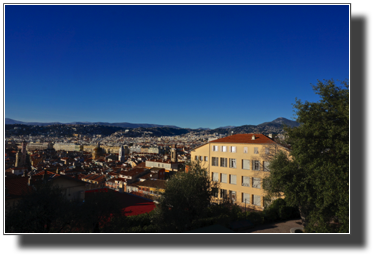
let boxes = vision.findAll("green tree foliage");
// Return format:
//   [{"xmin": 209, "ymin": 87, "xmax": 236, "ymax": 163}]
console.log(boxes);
[
  {"xmin": 154, "ymin": 161, "xmax": 218, "ymax": 232},
  {"xmin": 76, "ymin": 190, "xmax": 124, "ymax": 232},
  {"xmin": 102, "ymin": 211, "xmax": 158, "ymax": 233},
  {"xmin": 264, "ymin": 79, "xmax": 349, "ymax": 233},
  {"xmin": 262, "ymin": 198, "xmax": 300, "ymax": 223}
]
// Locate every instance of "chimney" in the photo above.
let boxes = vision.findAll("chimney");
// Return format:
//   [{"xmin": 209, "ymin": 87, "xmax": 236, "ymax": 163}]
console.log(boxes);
[
  {"xmin": 252, "ymin": 135, "xmax": 255, "ymax": 140},
  {"xmin": 268, "ymin": 133, "xmax": 273, "ymax": 139}
]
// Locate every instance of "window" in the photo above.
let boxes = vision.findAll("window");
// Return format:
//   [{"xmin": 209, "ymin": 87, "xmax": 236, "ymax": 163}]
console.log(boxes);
[
  {"xmin": 253, "ymin": 195, "xmax": 262, "ymax": 206},
  {"xmin": 213, "ymin": 145, "xmax": 219, "ymax": 151},
  {"xmin": 220, "ymin": 173, "xmax": 227, "ymax": 183},
  {"xmin": 212, "ymin": 157, "xmax": 219, "ymax": 166},
  {"xmin": 229, "ymin": 158, "xmax": 237, "ymax": 168},
  {"xmin": 212, "ymin": 172, "xmax": 219, "ymax": 182},
  {"xmin": 252, "ymin": 177, "xmax": 261, "ymax": 189},
  {"xmin": 252, "ymin": 160, "xmax": 260, "ymax": 171},
  {"xmin": 221, "ymin": 146, "xmax": 227, "ymax": 152},
  {"xmin": 264, "ymin": 161, "xmax": 270, "ymax": 172},
  {"xmin": 265, "ymin": 147, "xmax": 270, "ymax": 155},
  {"xmin": 220, "ymin": 189, "xmax": 227, "ymax": 199},
  {"xmin": 242, "ymin": 159, "xmax": 250, "ymax": 170},
  {"xmin": 230, "ymin": 146, "xmax": 237, "ymax": 153},
  {"xmin": 229, "ymin": 174, "xmax": 237, "ymax": 185},
  {"xmin": 230, "ymin": 191, "xmax": 237, "ymax": 203},
  {"xmin": 242, "ymin": 176, "xmax": 250, "ymax": 187},
  {"xmin": 195, "ymin": 156, "xmax": 198, "ymax": 161},
  {"xmin": 199, "ymin": 156, "xmax": 203, "ymax": 161},
  {"xmin": 220, "ymin": 157, "xmax": 227, "ymax": 167},
  {"xmin": 244, "ymin": 147, "xmax": 248, "ymax": 153},
  {"xmin": 242, "ymin": 193, "xmax": 250, "ymax": 204},
  {"xmin": 212, "ymin": 188, "xmax": 218, "ymax": 197},
  {"xmin": 204, "ymin": 156, "xmax": 208, "ymax": 161},
  {"xmin": 254, "ymin": 147, "xmax": 259, "ymax": 154}
]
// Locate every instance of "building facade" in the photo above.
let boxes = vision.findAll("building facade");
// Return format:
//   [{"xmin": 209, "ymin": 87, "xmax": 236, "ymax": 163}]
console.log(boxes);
[
  {"xmin": 190, "ymin": 134, "xmax": 289, "ymax": 211},
  {"xmin": 27, "ymin": 142, "xmax": 54, "ymax": 152},
  {"xmin": 53, "ymin": 143, "xmax": 82, "ymax": 152}
]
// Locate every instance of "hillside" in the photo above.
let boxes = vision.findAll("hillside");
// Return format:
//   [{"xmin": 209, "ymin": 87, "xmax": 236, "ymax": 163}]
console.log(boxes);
[
  {"xmin": 210, "ymin": 117, "xmax": 299, "ymax": 135},
  {"xmin": 5, "ymin": 118, "xmax": 180, "ymax": 129}
]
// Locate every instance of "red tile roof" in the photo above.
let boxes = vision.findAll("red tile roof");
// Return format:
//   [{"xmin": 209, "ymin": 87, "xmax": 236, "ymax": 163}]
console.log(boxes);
[
  {"xmin": 35, "ymin": 170, "xmax": 56, "ymax": 176},
  {"xmin": 209, "ymin": 134, "xmax": 276, "ymax": 144},
  {"xmin": 136, "ymin": 179, "xmax": 166, "ymax": 190}
]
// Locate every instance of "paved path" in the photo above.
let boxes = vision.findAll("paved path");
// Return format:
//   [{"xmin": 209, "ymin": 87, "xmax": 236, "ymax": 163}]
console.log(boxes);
[{"xmin": 238, "ymin": 219, "xmax": 304, "ymax": 233}]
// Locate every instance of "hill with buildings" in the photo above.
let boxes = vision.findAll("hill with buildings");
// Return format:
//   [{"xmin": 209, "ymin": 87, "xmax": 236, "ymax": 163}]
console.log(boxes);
[
  {"xmin": 5, "ymin": 118, "xmax": 180, "ymax": 129},
  {"xmin": 5, "ymin": 117, "xmax": 299, "ymax": 138}
]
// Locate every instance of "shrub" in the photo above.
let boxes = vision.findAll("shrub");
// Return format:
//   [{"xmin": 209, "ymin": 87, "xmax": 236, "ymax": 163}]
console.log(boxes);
[
  {"xmin": 263, "ymin": 198, "xmax": 301, "ymax": 223},
  {"xmin": 245, "ymin": 211, "xmax": 264, "ymax": 225},
  {"xmin": 263, "ymin": 208, "xmax": 279, "ymax": 223}
]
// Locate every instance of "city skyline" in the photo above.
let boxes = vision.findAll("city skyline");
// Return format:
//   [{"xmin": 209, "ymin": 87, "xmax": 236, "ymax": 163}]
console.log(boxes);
[{"xmin": 5, "ymin": 4, "xmax": 349, "ymax": 129}]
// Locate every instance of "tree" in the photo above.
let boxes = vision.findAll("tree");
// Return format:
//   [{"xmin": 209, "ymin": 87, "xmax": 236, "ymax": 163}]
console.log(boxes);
[
  {"xmin": 6, "ymin": 183, "xmax": 123, "ymax": 233},
  {"xmin": 264, "ymin": 79, "xmax": 349, "ymax": 233},
  {"xmin": 75, "ymin": 190, "xmax": 124, "ymax": 232},
  {"xmin": 154, "ymin": 161, "xmax": 218, "ymax": 232}
]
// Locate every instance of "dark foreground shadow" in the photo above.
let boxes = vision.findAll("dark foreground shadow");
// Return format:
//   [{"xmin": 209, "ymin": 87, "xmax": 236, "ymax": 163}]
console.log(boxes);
[{"xmin": 237, "ymin": 219, "xmax": 303, "ymax": 233}]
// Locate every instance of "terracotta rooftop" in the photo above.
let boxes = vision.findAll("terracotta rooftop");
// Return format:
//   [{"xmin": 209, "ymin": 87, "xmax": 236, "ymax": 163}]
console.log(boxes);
[
  {"xmin": 136, "ymin": 179, "xmax": 167, "ymax": 190},
  {"xmin": 35, "ymin": 170, "xmax": 56, "ymax": 176},
  {"xmin": 209, "ymin": 134, "xmax": 276, "ymax": 144}
]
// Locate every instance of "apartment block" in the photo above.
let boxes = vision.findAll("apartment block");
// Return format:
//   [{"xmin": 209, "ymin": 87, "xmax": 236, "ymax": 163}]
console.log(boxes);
[{"xmin": 190, "ymin": 134, "xmax": 289, "ymax": 211}]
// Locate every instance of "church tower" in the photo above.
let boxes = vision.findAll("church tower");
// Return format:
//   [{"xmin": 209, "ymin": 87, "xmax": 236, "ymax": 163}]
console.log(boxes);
[
  {"xmin": 15, "ymin": 149, "xmax": 22, "ymax": 167},
  {"xmin": 119, "ymin": 145, "xmax": 125, "ymax": 163},
  {"xmin": 171, "ymin": 144, "xmax": 177, "ymax": 163}
]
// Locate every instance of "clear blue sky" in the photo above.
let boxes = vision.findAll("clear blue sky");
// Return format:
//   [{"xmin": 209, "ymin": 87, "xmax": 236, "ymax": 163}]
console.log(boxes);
[{"xmin": 5, "ymin": 4, "xmax": 349, "ymax": 129}]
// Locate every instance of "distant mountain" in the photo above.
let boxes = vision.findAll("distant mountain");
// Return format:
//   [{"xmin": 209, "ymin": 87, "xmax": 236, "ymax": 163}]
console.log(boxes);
[
  {"xmin": 216, "ymin": 126, "xmax": 236, "ymax": 129},
  {"xmin": 259, "ymin": 117, "xmax": 300, "ymax": 128},
  {"xmin": 5, "ymin": 117, "xmax": 299, "ymax": 134},
  {"xmin": 5, "ymin": 118, "xmax": 62, "ymax": 126},
  {"xmin": 5, "ymin": 118, "xmax": 180, "ymax": 129},
  {"xmin": 210, "ymin": 117, "xmax": 299, "ymax": 134}
]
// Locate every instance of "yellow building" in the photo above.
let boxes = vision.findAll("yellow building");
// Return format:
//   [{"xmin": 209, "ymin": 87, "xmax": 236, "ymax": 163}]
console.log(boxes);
[{"xmin": 190, "ymin": 134, "xmax": 289, "ymax": 211}]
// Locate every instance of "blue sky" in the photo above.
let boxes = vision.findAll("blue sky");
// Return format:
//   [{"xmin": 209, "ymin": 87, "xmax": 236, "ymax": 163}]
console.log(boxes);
[{"xmin": 5, "ymin": 4, "xmax": 349, "ymax": 129}]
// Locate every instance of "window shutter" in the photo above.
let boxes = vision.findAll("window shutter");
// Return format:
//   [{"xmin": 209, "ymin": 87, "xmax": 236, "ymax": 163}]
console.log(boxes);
[
  {"xmin": 230, "ymin": 174, "xmax": 237, "ymax": 184},
  {"xmin": 242, "ymin": 176, "xmax": 250, "ymax": 187},
  {"xmin": 243, "ymin": 193, "xmax": 250, "ymax": 204},
  {"xmin": 242, "ymin": 159, "xmax": 250, "ymax": 170},
  {"xmin": 221, "ymin": 173, "xmax": 227, "ymax": 183},
  {"xmin": 252, "ymin": 178, "xmax": 261, "ymax": 188},
  {"xmin": 254, "ymin": 195, "xmax": 261, "ymax": 206},
  {"xmin": 264, "ymin": 161, "xmax": 270, "ymax": 171},
  {"xmin": 212, "ymin": 172, "xmax": 218, "ymax": 182}
]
